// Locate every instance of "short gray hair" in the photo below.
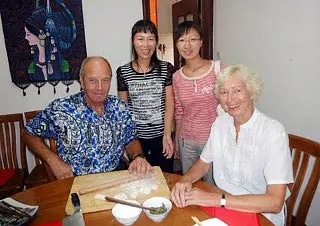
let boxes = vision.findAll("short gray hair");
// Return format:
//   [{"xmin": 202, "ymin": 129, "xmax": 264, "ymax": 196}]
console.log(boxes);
[
  {"xmin": 79, "ymin": 56, "xmax": 112, "ymax": 79},
  {"xmin": 215, "ymin": 64, "xmax": 263, "ymax": 104}
]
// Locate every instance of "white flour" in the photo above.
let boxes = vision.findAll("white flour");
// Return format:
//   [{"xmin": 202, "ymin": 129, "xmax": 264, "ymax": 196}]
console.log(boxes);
[
  {"xmin": 114, "ymin": 192, "xmax": 128, "ymax": 200},
  {"xmin": 94, "ymin": 171, "xmax": 163, "ymax": 201},
  {"xmin": 118, "ymin": 172, "xmax": 161, "ymax": 199}
]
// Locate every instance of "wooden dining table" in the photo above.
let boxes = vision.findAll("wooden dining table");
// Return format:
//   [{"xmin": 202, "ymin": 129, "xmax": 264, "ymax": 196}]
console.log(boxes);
[{"xmin": 11, "ymin": 172, "xmax": 274, "ymax": 226}]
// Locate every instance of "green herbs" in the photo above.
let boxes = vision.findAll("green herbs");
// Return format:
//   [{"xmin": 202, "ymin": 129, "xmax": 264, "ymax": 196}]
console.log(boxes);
[{"xmin": 150, "ymin": 203, "xmax": 167, "ymax": 215}]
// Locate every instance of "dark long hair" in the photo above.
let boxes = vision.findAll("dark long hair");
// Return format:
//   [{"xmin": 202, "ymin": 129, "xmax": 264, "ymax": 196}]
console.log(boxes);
[
  {"xmin": 173, "ymin": 20, "xmax": 203, "ymax": 43},
  {"xmin": 131, "ymin": 19, "xmax": 159, "ymax": 66},
  {"xmin": 173, "ymin": 21, "xmax": 203, "ymax": 67}
]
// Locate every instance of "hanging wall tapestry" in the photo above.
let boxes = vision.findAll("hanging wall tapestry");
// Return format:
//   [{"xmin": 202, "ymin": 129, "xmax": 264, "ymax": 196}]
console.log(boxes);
[{"xmin": 0, "ymin": 0, "xmax": 87, "ymax": 95}]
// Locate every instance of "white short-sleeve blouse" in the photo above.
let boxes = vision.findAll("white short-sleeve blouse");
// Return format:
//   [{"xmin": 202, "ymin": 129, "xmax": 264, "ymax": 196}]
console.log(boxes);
[{"xmin": 200, "ymin": 108, "xmax": 294, "ymax": 226}]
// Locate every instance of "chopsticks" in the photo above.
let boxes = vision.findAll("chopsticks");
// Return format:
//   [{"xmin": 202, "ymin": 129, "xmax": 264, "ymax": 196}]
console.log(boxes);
[
  {"xmin": 191, "ymin": 216, "xmax": 203, "ymax": 226},
  {"xmin": 104, "ymin": 195, "xmax": 155, "ymax": 211}
]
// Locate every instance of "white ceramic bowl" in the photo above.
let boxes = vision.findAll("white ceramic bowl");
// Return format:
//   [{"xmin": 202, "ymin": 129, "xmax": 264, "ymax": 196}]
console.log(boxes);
[
  {"xmin": 111, "ymin": 200, "xmax": 142, "ymax": 225},
  {"xmin": 143, "ymin": 197, "xmax": 172, "ymax": 222}
]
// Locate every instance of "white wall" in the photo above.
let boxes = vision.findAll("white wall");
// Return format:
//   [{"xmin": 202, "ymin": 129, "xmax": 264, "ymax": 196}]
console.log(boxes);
[
  {"xmin": 82, "ymin": 0, "xmax": 142, "ymax": 94},
  {"xmin": 157, "ymin": 0, "xmax": 181, "ymax": 34},
  {"xmin": 157, "ymin": 0, "xmax": 177, "ymax": 66},
  {"xmin": 0, "ymin": 0, "xmax": 142, "ymax": 115},
  {"xmin": 0, "ymin": 0, "xmax": 143, "ymax": 172},
  {"xmin": 214, "ymin": 0, "xmax": 320, "ymax": 225}
]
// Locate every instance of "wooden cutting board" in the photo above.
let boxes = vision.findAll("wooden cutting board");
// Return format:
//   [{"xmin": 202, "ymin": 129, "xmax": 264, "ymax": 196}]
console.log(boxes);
[{"xmin": 65, "ymin": 166, "xmax": 170, "ymax": 215}]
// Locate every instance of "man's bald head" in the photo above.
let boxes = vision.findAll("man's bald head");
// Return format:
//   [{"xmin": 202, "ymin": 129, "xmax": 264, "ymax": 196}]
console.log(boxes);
[{"xmin": 79, "ymin": 56, "xmax": 112, "ymax": 79}]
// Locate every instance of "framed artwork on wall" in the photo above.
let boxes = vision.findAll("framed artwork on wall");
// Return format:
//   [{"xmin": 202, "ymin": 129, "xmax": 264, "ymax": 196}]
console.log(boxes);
[{"xmin": 0, "ymin": 0, "xmax": 87, "ymax": 95}]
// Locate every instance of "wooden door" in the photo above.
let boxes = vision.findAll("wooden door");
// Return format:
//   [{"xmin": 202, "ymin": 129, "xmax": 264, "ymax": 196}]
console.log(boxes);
[{"xmin": 142, "ymin": 0, "xmax": 213, "ymax": 69}]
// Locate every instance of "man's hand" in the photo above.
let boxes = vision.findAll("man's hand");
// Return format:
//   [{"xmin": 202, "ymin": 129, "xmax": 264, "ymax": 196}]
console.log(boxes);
[
  {"xmin": 21, "ymin": 129, "xmax": 74, "ymax": 180},
  {"xmin": 170, "ymin": 178, "xmax": 192, "ymax": 208},
  {"xmin": 128, "ymin": 156, "xmax": 153, "ymax": 177},
  {"xmin": 47, "ymin": 155, "xmax": 74, "ymax": 180},
  {"xmin": 162, "ymin": 135, "xmax": 173, "ymax": 159}
]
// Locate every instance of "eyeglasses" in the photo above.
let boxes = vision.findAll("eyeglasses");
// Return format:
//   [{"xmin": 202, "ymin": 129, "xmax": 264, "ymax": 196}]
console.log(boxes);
[
  {"xmin": 176, "ymin": 37, "xmax": 200, "ymax": 47},
  {"xmin": 219, "ymin": 86, "xmax": 247, "ymax": 99}
]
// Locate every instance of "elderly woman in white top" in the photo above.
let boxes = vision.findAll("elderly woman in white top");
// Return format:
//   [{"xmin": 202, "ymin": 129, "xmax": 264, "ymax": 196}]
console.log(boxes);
[{"xmin": 170, "ymin": 64, "xmax": 293, "ymax": 226}]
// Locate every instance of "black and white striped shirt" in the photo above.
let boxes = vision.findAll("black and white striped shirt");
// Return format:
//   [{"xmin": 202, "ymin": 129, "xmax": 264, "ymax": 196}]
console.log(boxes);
[{"xmin": 117, "ymin": 61, "xmax": 173, "ymax": 139}]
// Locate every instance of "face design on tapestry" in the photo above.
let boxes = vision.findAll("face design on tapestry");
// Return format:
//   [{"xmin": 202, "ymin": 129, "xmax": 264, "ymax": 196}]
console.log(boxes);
[
  {"xmin": 176, "ymin": 28, "xmax": 202, "ymax": 60},
  {"xmin": 24, "ymin": 27, "xmax": 39, "ymax": 46},
  {"xmin": 133, "ymin": 32, "xmax": 157, "ymax": 60},
  {"xmin": 2, "ymin": 0, "xmax": 86, "ymax": 95},
  {"xmin": 219, "ymin": 73, "xmax": 254, "ymax": 123}
]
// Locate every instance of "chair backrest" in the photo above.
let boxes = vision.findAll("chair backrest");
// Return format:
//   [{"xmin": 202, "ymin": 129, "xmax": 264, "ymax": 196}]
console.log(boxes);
[
  {"xmin": 24, "ymin": 110, "xmax": 42, "ymax": 165},
  {"xmin": 286, "ymin": 134, "xmax": 320, "ymax": 226},
  {"xmin": 24, "ymin": 110, "xmax": 57, "ymax": 182},
  {"xmin": 0, "ymin": 113, "xmax": 27, "ymax": 172}
]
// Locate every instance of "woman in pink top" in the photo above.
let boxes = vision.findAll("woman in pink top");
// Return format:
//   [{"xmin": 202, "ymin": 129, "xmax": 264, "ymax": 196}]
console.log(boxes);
[{"xmin": 173, "ymin": 21, "xmax": 220, "ymax": 184}]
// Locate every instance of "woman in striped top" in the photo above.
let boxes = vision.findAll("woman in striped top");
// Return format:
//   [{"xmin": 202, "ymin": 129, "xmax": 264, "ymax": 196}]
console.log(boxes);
[
  {"xmin": 173, "ymin": 21, "xmax": 220, "ymax": 184},
  {"xmin": 117, "ymin": 20, "xmax": 174, "ymax": 173}
]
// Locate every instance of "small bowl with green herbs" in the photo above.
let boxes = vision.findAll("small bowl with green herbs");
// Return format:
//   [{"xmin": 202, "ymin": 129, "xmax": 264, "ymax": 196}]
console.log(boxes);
[{"xmin": 142, "ymin": 197, "xmax": 172, "ymax": 222}]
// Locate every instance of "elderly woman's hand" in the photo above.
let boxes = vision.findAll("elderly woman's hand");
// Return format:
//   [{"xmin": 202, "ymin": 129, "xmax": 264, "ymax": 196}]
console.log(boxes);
[
  {"xmin": 170, "ymin": 178, "xmax": 193, "ymax": 208},
  {"xmin": 128, "ymin": 156, "xmax": 153, "ymax": 177},
  {"xmin": 185, "ymin": 187, "xmax": 220, "ymax": 207}
]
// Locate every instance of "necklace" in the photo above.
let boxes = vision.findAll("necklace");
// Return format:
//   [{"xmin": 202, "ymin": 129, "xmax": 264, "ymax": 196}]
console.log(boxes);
[{"xmin": 136, "ymin": 61, "xmax": 150, "ymax": 76}]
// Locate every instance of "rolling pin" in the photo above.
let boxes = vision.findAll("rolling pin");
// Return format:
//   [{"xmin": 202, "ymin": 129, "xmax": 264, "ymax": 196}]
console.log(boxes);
[{"xmin": 79, "ymin": 176, "xmax": 140, "ymax": 195}]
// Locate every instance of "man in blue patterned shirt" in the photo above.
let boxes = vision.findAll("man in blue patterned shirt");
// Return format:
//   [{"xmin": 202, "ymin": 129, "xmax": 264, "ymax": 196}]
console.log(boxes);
[{"xmin": 22, "ymin": 56, "xmax": 152, "ymax": 179}]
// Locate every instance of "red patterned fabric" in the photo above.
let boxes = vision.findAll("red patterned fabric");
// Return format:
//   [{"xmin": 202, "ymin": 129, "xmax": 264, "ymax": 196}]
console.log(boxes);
[
  {"xmin": 202, "ymin": 206, "xmax": 261, "ymax": 226},
  {"xmin": 0, "ymin": 169, "xmax": 15, "ymax": 185}
]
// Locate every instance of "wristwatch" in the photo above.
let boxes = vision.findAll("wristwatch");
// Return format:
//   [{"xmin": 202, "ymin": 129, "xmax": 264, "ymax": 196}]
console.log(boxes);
[{"xmin": 220, "ymin": 194, "xmax": 227, "ymax": 208}]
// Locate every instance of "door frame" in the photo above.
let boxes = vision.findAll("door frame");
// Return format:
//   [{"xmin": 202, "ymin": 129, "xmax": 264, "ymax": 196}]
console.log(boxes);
[{"xmin": 141, "ymin": 0, "xmax": 213, "ymax": 60}]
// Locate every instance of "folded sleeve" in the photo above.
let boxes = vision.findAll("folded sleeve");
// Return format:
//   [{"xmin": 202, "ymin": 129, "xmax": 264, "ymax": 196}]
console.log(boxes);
[
  {"xmin": 116, "ymin": 67, "xmax": 128, "ymax": 92},
  {"xmin": 200, "ymin": 122, "xmax": 216, "ymax": 163},
  {"xmin": 165, "ymin": 62, "xmax": 174, "ymax": 86},
  {"xmin": 264, "ymin": 126, "xmax": 294, "ymax": 185},
  {"xmin": 25, "ymin": 102, "xmax": 59, "ymax": 140}
]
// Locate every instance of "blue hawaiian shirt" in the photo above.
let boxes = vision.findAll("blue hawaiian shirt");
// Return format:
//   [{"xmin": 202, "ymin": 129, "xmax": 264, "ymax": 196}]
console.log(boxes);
[{"xmin": 25, "ymin": 91, "xmax": 137, "ymax": 176}]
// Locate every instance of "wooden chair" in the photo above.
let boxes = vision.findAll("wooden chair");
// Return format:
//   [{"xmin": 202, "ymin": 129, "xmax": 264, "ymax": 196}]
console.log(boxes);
[
  {"xmin": 0, "ymin": 113, "xmax": 28, "ymax": 199},
  {"xmin": 24, "ymin": 110, "xmax": 56, "ymax": 189},
  {"xmin": 286, "ymin": 134, "xmax": 320, "ymax": 226}
]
